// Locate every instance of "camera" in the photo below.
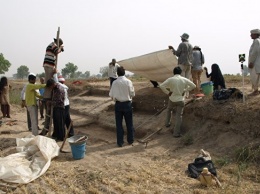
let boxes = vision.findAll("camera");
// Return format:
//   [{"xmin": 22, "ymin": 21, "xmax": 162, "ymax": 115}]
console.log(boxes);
[{"xmin": 239, "ymin": 54, "xmax": 245, "ymax": 62}]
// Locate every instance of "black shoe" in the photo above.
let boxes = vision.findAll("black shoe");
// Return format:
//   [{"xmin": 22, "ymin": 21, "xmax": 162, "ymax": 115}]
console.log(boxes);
[
  {"xmin": 117, "ymin": 144, "xmax": 123, "ymax": 147},
  {"xmin": 173, "ymin": 134, "xmax": 182, "ymax": 138}
]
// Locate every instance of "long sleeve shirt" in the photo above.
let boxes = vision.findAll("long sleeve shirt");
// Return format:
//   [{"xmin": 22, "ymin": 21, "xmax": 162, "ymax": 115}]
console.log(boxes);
[
  {"xmin": 109, "ymin": 76, "xmax": 135, "ymax": 102},
  {"xmin": 108, "ymin": 63, "xmax": 120, "ymax": 78},
  {"xmin": 25, "ymin": 83, "xmax": 46, "ymax": 106},
  {"xmin": 53, "ymin": 73, "xmax": 69, "ymax": 106},
  {"xmin": 160, "ymin": 74, "xmax": 196, "ymax": 102},
  {"xmin": 175, "ymin": 41, "xmax": 193, "ymax": 66},
  {"xmin": 249, "ymin": 38, "xmax": 260, "ymax": 73},
  {"xmin": 52, "ymin": 84, "xmax": 65, "ymax": 108}
]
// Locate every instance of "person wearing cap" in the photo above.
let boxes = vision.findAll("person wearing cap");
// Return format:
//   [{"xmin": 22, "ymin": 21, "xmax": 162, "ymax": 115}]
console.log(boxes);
[
  {"xmin": 25, "ymin": 74, "xmax": 46, "ymax": 135},
  {"xmin": 44, "ymin": 78, "xmax": 65, "ymax": 141},
  {"xmin": 169, "ymin": 33, "xmax": 193, "ymax": 97},
  {"xmin": 191, "ymin": 46, "xmax": 205, "ymax": 93},
  {"xmin": 159, "ymin": 66, "xmax": 196, "ymax": 138},
  {"xmin": 248, "ymin": 29, "xmax": 260, "ymax": 95},
  {"xmin": 108, "ymin": 58, "xmax": 120, "ymax": 87},
  {"xmin": 21, "ymin": 73, "xmax": 37, "ymax": 131},
  {"xmin": 57, "ymin": 75, "xmax": 74, "ymax": 137}
]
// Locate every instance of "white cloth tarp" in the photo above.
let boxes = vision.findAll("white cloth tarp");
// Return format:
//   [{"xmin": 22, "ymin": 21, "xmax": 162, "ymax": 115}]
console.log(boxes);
[
  {"xmin": 0, "ymin": 135, "xmax": 60, "ymax": 184},
  {"xmin": 118, "ymin": 49, "xmax": 209, "ymax": 83}
]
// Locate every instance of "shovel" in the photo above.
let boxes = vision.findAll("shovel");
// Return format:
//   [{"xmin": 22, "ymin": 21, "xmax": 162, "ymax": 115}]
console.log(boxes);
[{"xmin": 60, "ymin": 121, "xmax": 73, "ymax": 153}]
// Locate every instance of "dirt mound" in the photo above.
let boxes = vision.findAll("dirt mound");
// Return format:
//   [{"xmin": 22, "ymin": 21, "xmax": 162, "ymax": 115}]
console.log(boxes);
[{"xmin": 1, "ymin": 80, "xmax": 260, "ymax": 193}]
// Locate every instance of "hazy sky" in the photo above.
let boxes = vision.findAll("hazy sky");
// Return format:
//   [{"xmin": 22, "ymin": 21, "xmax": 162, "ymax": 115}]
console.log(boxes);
[{"xmin": 0, "ymin": 0, "xmax": 259, "ymax": 77}]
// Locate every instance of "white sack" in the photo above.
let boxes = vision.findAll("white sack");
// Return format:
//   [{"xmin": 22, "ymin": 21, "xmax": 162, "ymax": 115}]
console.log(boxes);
[
  {"xmin": 118, "ymin": 49, "xmax": 209, "ymax": 83},
  {"xmin": 0, "ymin": 135, "xmax": 59, "ymax": 184}
]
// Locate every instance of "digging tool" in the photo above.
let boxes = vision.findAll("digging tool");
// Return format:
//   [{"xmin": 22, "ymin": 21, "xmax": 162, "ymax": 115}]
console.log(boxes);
[
  {"xmin": 47, "ymin": 96, "xmax": 54, "ymax": 137},
  {"xmin": 137, "ymin": 127, "xmax": 162, "ymax": 148},
  {"xmin": 60, "ymin": 121, "xmax": 73, "ymax": 153},
  {"xmin": 212, "ymin": 175, "xmax": 222, "ymax": 188}
]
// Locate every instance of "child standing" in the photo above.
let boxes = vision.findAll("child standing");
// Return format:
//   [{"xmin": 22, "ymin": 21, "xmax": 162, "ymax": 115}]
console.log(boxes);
[{"xmin": 0, "ymin": 77, "xmax": 11, "ymax": 118}]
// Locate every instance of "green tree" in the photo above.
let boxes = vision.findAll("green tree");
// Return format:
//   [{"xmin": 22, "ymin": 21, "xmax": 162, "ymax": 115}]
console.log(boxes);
[
  {"xmin": 84, "ymin": 71, "xmax": 90, "ymax": 78},
  {"xmin": 36, "ymin": 72, "xmax": 45, "ymax": 78},
  {"xmin": 75, "ymin": 71, "xmax": 83, "ymax": 78},
  {"xmin": 17, "ymin": 65, "xmax": 29, "ymax": 79},
  {"xmin": 100, "ymin": 66, "xmax": 108, "ymax": 78},
  {"xmin": 0, "ymin": 53, "xmax": 11, "ymax": 74},
  {"xmin": 61, "ymin": 62, "xmax": 78, "ymax": 78}
]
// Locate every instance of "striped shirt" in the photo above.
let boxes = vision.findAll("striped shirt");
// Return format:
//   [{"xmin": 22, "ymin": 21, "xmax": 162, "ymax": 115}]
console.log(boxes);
[{"xmin": 43, "ymin": 42, "xmax": 59, "ymax": 67}]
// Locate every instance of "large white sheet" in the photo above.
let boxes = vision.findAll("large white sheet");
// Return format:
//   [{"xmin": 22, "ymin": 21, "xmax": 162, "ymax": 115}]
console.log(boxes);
[
  {"xmin": 118, "ymin": 49, "xmax": 209, "ymax": 83},
  {"xmin": 0, "ymin": 135, "xmax": 60, "ymax": 184}
]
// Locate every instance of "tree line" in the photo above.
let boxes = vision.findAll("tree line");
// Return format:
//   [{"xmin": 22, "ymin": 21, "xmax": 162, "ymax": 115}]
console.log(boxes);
[{"xmin": 0, "ymin": 53, "xmax": 111, "ymax": 79}]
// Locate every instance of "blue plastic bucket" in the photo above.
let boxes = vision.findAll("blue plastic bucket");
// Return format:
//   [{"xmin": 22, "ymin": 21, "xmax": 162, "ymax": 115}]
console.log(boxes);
[
  {"xmin": 201, "ymin": 81, "xmax": 213, "ymax": 95},
  {"xmin": 68, "ymin": 135, "xmax": 88, "ymax": 160}
]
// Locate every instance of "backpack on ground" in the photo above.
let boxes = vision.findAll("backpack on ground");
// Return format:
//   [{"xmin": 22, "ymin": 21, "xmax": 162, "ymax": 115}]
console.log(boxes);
[
  {"xmin": 213, "ymin": 88, "xmax": 243, "ymax": 100},
  {"xmin": 187, "ymin": 157, "xmax": 217, "ymax": 179}
]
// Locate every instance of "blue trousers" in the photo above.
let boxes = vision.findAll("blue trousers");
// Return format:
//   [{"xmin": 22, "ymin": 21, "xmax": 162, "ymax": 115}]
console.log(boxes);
[{"xmin": 115, "ymin": 101, "xmax": 134, "ymax": 146}]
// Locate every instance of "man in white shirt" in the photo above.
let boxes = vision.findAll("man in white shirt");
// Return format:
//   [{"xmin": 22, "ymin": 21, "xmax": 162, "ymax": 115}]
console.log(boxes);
[
  {"xmin": 57, "ymin": 75, "xmax": 74, "ymax": 137},
  {"xmin": 108, "ymin": 58, "xmax": 120, "ymax": 87},
  {"xmin": 109, "ymin": 66, "xmax": 135, "ymax": 147},
  {"xmin": 160, "ymin": 67, "xmax": 196, "ymax": 138},
  {"xmin": 248, "ymin": 29, "xmax": 260, "ymax": 95}
]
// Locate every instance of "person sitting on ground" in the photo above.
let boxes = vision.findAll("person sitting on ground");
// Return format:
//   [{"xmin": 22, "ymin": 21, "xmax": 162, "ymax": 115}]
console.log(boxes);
[
  {"xmin": 204, "ymin": 64, "xmax": 226, "ymax": 91},
  {"xmin": 159, "ymin": 66, "xmax": 196, "ymax": 138},
  {"xmin": 0, "ymin": 76, "xmax": 12, "ymax": 118}
]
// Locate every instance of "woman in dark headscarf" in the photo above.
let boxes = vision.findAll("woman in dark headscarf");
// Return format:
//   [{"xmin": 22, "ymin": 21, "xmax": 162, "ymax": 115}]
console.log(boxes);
[{"xmin": 204, "ymin": 64, "xmax": 226, "ymax": 90}]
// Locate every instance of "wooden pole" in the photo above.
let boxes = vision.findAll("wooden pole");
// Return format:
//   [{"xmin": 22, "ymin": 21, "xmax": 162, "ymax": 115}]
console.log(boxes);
[
  {"xmin": 55, "ymin": 27, "xmax": 60, "ymax": 69},
  {"xmin": 48, "ymin": 27, "xmax": 60, "ymax": 137}
]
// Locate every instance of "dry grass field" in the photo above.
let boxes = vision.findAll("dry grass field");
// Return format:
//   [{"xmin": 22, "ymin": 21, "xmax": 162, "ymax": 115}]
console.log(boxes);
[{"xmin": 0, "ymin": 75, "xmax": 260, "ymax": 194}]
